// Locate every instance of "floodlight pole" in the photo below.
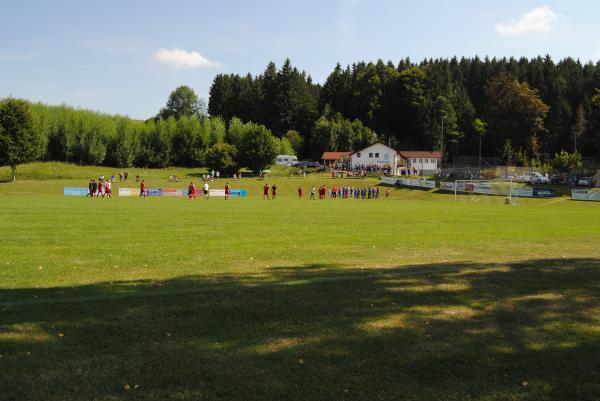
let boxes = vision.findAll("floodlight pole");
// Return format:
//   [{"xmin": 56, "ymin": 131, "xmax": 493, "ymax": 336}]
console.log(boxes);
[{"xmin": 454, "ymin": 180, "xmax": 457, "ymax": 203}]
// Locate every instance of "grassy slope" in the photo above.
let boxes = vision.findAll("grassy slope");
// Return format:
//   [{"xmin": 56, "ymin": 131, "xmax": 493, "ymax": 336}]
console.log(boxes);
[{"xmin": 1, "ymin": 163, "xmax": 599, "ymax": 401}]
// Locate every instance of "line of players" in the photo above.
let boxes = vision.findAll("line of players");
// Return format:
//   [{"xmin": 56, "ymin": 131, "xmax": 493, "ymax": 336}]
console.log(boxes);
[
  {"xmin": 305, "ymin": 185, "xmax": 383, "ymax": 200},
  {"xmin": 260, "ymin": 183, "xmax": 388, "ymax": 200}
]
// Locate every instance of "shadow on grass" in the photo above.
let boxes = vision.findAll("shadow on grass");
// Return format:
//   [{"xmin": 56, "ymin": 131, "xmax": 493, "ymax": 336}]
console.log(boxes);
[{"xmin": 1, "ymin": 258, "xmax": 599, "ymax": 401}]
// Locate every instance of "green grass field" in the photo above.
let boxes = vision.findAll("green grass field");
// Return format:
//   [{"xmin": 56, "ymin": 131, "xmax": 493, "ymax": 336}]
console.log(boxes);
[{"xmin": 1, "ymin": 163, "xmax": 599, "ymax": 401}]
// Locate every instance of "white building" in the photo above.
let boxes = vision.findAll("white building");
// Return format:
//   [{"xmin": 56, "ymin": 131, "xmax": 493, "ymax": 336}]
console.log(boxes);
[
  {"xmin": 350, "ymin": 143, "xmax": 399, "ymax": 172},
  {"xmin": 398, "ymin": 151, "xmax": 441, "ymax": 175}
]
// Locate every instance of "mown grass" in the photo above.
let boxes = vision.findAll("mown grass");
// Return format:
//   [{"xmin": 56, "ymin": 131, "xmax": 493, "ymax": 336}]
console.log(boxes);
[{"xmin": 1, "ymin": 163, "xmax": 599, "ymax": 401}]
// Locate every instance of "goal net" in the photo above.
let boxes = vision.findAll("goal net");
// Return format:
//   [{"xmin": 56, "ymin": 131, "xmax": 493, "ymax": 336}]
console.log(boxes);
[{"xmin": 453, "ymin": 179, "xmax": 517, "ymax": 204}]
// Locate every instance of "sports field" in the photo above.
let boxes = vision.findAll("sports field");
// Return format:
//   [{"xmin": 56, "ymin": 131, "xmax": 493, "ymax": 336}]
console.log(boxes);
[{"xmin": 1, "ymin": 163, "xmax": 600, "ymax": 401}]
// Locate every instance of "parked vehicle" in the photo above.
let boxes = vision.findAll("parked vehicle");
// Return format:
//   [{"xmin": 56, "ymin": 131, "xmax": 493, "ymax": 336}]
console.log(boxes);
[
  {"xmin": 522, "ymin": 172, "xmax": 549, "ymax": 184},
  {"xmin": 293, "ymin": 160, "xmax": 321, "ymax": 169},
  {"xmin": 577, "ymin": 177, "xmax": 594, "ymax": 187},
  {"xmin": 274, "ymin": 155, "xmax": 298, "ymax": 166}
]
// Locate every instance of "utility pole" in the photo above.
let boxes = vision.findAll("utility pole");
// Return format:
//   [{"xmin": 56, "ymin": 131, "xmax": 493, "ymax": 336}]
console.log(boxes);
[{"xmin": 440, "ymin": 114, "xmax": 444, "ymax": 170}]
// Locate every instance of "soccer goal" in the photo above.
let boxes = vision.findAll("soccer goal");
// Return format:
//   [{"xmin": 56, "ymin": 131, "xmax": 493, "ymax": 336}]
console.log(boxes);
[{"xmin": 453, "ymin": 179, "xmax": 515, "ymax": 204}]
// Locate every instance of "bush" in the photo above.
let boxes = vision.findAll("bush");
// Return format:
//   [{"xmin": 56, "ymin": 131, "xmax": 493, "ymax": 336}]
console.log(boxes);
[{"xmin": 205, "ymin": 143, "xmax": 238, "ymax": 174}]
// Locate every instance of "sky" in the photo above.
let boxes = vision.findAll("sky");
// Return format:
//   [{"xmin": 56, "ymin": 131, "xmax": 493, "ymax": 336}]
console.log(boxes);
[{"xmin": 1, "ymin": 0, "xmax": 600, "ymax": 119}]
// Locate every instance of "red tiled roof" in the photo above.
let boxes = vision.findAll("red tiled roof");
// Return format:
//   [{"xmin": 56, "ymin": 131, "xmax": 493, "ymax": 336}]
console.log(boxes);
[
  {"xmin": 398, "ymin": 151, "xmax": 442, "ymax": 159},
  {"xmin": 321, "ymin": 151, "xmax": 352, "ymax": 160}
]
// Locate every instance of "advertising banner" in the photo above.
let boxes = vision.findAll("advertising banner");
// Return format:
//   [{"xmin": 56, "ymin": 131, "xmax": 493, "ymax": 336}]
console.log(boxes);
[
  {"xmin": 380, "ymin": 176, "xmax": 399, "ymax": 186},
  {"xmin": 64, "ymin": 187, "xmax": 89, "ymax": 196},
  {"xmin": 511, "ymin": 188, "xmax": 534, "ymax": 197},
  {"xmin": 380, "ymin": 177, "xmax": 436, "ymax": 189},
  {"xmin": 118, "ymin": 188, "xmax": 140, "ymax": 197},
  {"xmin": 210, "ymin": 189, "xmax": 226, "ymax": 197},
  {"xmin": 532, "ymin": 188, "xmax": 556, "ymax": 198},
  {"xmin": 147, "ymin": 188, "xmax": 163, "ymax": 197},
  {"xmin": 230, "ymin": 189, "xmax": 248, "ymax": 197},
  {"xmin": 571, "ymin": 189, "xmax": 600, "ymax": 201},
  {"xmin": 440, "ymin": 182, "xmax": 455, "ymax": 191}
]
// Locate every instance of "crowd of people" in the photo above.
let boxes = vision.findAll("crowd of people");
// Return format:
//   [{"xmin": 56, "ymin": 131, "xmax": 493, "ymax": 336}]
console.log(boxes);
[{"xmin": 328, "ymin": 164, "xmax": 393, "ymax": 179}]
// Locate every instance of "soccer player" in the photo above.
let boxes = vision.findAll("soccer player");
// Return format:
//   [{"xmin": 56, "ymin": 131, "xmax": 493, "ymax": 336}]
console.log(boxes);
[
  {"xmin": 298, "ymin": 186, "xmax": 303, "ymax": 198},
  {"xmin": 203, "ymin": 181, "xmax": 209, "ymax": 199},
  {"xmin": 224, "ymin": 182, "xmax": 230, "ymax": 200},
  {"xmin": 310, "ymin": 186, "xmax": 316, "ymax": 200},
  {"xmin": 140, "ymin": 179, "xmax": 146, "ymax": 198},
  {"xmin": 87, "ymin": 179, "xmax": 94, "ymax": 197},
  {"xmin": 263, "ymin": 183, "xmax": 270, "ymax": 200},
  {"xmin": 188, "ymin": 181, "xmax": 196, "ymax": 200},
  {"xmin": 97, "ymin": 179, "xmax": 103, "ymax": 197},
  {"xmin": 271, "ymin": 184, "xmax": 277, "ymax": 199},
  {"xmin": 104, "ymin": 180, "xmax": 112, "ymax": 198}
]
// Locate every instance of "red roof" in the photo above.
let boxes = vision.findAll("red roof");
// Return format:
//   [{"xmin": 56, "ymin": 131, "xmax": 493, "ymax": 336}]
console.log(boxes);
[
  {"xmin": 321, "ymin": 151, "xmax": 352, "ymax": 160},
  {"xmin": 398, "ymin": 151, "xmax": 442, "ymax": 159}
]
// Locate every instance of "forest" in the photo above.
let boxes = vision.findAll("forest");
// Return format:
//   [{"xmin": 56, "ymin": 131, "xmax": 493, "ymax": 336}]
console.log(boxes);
[
  {"xmin": 2, "ymin": 56, "xmax": 600, "ymax": 174},
  {"xmin": 209, "ymin": 56, "xmax": 600, "ymax": 163}
]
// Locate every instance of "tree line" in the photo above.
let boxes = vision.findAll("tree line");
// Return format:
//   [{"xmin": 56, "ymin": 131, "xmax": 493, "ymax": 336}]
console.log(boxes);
[
  {"xmin": 209, "ymin": 56, "xmax": 600, "ymax": 163},
  {"xmin": 2, "ymin": 56, "xmax": 600, "ymax": 181},
  {"xmin": 0, "ymin": 89, "xmax": 296, "ymax": 180}
]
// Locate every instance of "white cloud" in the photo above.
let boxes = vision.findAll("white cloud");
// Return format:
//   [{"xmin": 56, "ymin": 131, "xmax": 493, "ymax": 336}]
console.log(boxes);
[
  {"xmin": 495, "ymin": 6, "xmax": 560, "ymax": 36},
  {"xmin": 153, "ymin": 48, "xmax": 221, "ymax": 69}
]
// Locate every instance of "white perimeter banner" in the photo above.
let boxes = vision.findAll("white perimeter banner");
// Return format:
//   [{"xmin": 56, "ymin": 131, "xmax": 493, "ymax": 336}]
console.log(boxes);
[
  {"xmin": 440, "ymin": 182, "xmax": 455, "ymax": 191},
  {"xmin": 572, "ymin": 189, "xmax": 600, "ymax": 201},
  {"xmin": 209, "ymin": 189, "xmax": 226, "ymax": 197},
  {"xmin": 381, "ymin": 177, "xmax": 436, "ymax": 189},
  {"xmin": 119, "ymin": 188, "xmax": 140, "ymax": 196}
]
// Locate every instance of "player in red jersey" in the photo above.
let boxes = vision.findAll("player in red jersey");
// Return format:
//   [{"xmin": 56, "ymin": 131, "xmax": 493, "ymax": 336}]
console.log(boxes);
[
  {"xmin": 263, "ymin": 183, "xmax": 269, "ymax": 200},
  {"xmin": 104, "ymin": 180, "xmax": 112, "ymax": 198},
  {"xmin": 140, "ymin": 179, "xmax": 146, "ymax": 198},
  {"xmin": 188, "ymin": 181, "xmax": 196, "ymax": 200},
  {"xmin": 224, "ymin": 182, "xmax": 230, "ymax": 200},
  {"xmin": 298, "ymin": 186, "xmax": 303, "ymax": 198}
]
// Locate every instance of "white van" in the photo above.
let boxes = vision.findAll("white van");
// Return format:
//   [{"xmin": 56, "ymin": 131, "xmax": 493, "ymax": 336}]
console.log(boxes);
[{"xmin": 274, "ymin": 155, "xmax": 298, "ymax": 166}]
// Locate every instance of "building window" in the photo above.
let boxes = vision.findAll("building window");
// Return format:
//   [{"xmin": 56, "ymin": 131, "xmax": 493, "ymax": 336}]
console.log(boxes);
[
  {"xmin": 425, "ymin": 158, "xmax": 429, "ymax": 163},
  {"xmin": 419, "ymin": 158, "xmax": 423, "ymax": 163},
  {"xmin": 357, "ymin": 153, "xmax": 361, "ymax": 157},
  {"xmin": 412, "ymin": 158, "xmax": 417, "ymax": 163},
  {"xmin": 369, "ymin": 153, "xmax": 373, "ymax": 158},
  {"xmin": 384, "ymin": 153, "xmax": 389, "ymax": 160},
  {"xmin": 375, "ymin": 153, "xmax": 379, "ymax": 158}
]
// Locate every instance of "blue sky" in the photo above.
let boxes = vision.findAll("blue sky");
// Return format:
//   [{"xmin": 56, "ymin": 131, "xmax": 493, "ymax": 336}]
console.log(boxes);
[{"xmin": 1, "ymin": 0, "xmax": 599, "ymax": 119}]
